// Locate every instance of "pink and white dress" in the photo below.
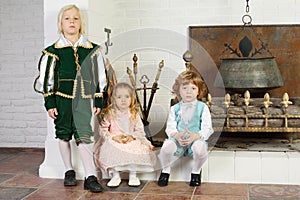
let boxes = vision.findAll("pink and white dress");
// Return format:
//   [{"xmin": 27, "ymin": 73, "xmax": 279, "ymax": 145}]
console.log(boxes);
[{"xmin": 94, "ymin": 109, "xmax": 156, "ymax": 174}]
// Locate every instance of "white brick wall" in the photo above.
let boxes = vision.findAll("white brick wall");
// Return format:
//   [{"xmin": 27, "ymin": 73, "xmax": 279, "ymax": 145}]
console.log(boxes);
[
  {"xmin": 105, "ymin": 0, "xmax": 300, "ymax": 140},
  {"xmin": 0, "ymin": 0, "xmax": 45, "ymax": 147},
  {"xmin": 1, "ymin": 0, "xmax": 300, "ymax": 147}
]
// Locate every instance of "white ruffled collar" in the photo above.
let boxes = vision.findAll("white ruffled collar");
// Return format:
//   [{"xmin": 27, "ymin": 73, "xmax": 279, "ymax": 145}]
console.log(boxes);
[
  {"xmin": 181, "ymin": 99, "xmax": 197, "ymax": 107},
  {"xmin": 179, "ymin": 100, "xmax": 197, "ymax": 124},
  {"xmin": 54, "ymin": 34, "xmax": 93, "ymax": 49}
]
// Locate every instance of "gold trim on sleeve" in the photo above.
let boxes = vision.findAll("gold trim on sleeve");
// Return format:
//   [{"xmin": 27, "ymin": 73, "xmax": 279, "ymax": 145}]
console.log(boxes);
[
  {"xmin": 90, "ymin": 46, "xmax": 102, "ymax": 58},
  {"xmin": 43, "ymin": 92, "xmax": 55, "ymax": 97},
  {"xmin": 42, "ymin": 50, "xmax": 59, "ymax": 60}
]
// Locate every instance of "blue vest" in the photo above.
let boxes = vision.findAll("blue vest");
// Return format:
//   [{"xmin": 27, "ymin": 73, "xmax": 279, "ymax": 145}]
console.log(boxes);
[
  {"xmin": 170, "ymin": 101, "xmax": 206, "ymax": 157},
  {"xmin": 173, "ymin": 101, "xmax": 205, "ymax": 133}
]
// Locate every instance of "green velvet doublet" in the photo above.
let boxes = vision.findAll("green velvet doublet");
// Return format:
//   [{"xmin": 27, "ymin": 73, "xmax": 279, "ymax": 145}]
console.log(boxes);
[
  {"xmin": 34, "ymin": 37, "xmax": 108, "ymax": 144},
  {"xmin": 34, "ymin": 42, "xmax": 106, "ymax": 110}
]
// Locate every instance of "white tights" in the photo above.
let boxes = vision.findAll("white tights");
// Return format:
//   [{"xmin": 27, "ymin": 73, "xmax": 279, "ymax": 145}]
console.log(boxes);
[
  {"xmin": 159, "ymin": 140, "xmax": 208, "ymax": 174},
  {"xmin": 58, "ymin": 140, "xmax": 97, "ymax": 178}
]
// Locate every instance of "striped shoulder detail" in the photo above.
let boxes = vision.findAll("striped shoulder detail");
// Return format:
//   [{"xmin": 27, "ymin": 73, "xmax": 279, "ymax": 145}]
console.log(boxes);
[
  {"xmin": 42, "ymin": 49, "xmax": 59, "ymax": 60},
  {"xmin": 90, "ymin": 45, "xmax": 102, "ymax": 58}
]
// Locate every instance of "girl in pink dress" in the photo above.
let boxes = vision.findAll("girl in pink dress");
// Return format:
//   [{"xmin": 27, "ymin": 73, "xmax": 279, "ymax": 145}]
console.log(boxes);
[{"xmin": 94, "ymin": 82, "xmax": 156, "ymax": 187}]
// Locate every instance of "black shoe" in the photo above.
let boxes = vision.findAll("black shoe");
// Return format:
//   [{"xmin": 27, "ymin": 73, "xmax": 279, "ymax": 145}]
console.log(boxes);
[
  {"xmin": 189, "ymin": 171, "xmax": 202, "ymax": 186},
  {"xmin": 64, "ymin": 170, "xmax": 77, "ymax": 186},
  {"xmin": 158, "ymin": 172, "xmax": 170, "ymax": 187},
  {"xmin": 84, "ymin": 175, "xmax": 103, "ymax": 193}
]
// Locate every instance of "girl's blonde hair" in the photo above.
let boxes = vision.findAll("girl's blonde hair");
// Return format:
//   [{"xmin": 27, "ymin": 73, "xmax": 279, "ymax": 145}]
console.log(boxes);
[
  {"xmin": 102, "ymin": 82, "xmax": 140, "ymax": 121},
  {"xmin": 57, "ymin": 4, "xmax": 85, "ymax": 34},
  {"xmin": 172, "ymin": 70, "xmax": 208, "ymax": 101}
]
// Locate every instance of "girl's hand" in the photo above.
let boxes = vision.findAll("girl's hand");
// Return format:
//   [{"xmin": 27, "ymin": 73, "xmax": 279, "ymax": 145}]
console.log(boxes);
[
  {"xmin": 47, "ymin": 108, "xmax": 58, "ymax": 120},
  {"xmin": 112, "ymin": 135, "xmax": 123, "ymax": 143},
  {"xmin": 112, "ymin": 135, "xmax": 135, "ymax": 144},
  {"xmin": 125, "ymin": 135, "xmax": 136, "ymax": 143}
]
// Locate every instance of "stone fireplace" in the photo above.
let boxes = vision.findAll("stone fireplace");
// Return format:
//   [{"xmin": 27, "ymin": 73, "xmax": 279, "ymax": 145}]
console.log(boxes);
[
  {"xmin": 187, "ymin": 24, "xmax": 300, "ymax": 148},
  {"xmin": 189, "ymin": 24, "xmax": 300, "ymax": 97}
]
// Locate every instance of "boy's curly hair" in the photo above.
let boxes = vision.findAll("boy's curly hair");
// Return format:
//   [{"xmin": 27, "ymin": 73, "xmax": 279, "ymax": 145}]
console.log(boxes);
[{"xmin": 172, "ymin": 70, "xmax": 208, "ymax": 101}]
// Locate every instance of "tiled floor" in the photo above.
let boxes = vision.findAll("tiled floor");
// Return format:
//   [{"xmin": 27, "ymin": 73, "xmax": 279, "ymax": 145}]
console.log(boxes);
[{"xmin": 1, "ymin": 148, "xmax": 300, "ymax": 200}]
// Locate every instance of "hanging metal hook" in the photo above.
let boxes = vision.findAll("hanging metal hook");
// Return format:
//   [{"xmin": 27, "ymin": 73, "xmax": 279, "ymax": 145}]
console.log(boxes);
[
  {"xmin": 242, "ymin": 14, "xmax": 252, "ymax": 25},
  {"xmin": 246, "ymin": 0, "xmax": 250, "ymax": 13},
  {"xmin": 104, "ymin": 28, "xmax": 113, "ymax": 55}
]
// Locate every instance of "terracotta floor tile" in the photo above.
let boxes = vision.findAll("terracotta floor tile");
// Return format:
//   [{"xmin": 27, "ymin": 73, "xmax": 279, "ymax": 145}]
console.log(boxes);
[
  {"xmin": 79, "ymin": 192, "xmax": 138, "ymax": 200},
  {"xmin": 193, "ymin": 195, "xmax": 249, "ymax": 200},
  {"xmin": 1, "ymin": 174, "xmax": 52, "ymax": 188},
  {"xmin": 194, "ymin": 183, "xmax": 249, "ymax": 197},
  {"xmin": 23, "ymin": 188, "xmax": 87, "ymax": 200},
  {"xmin": 42, "ymin": 179, "xmax": 85, "ymax": 190},
  {"xmin": 140, "ymin": 181, "xmax": 195, "ymax": 195},
  {"xmin": 2, "ymin": 148, "xmax": 300, "ymax": 200},
  {"xmin": 0, "ymin": 173, "xmax": 14, "ymax": 183},
  {"xmin": 0, "ymin": 152, "xmax": 14, "ymax": 161},
  {"xmin": 0, "ymin": 186, "xmax": 36, "ymax": 200},
  {"xmin": 0, "ymin": 152, "xmax": 44, "ymax": 174},
  {"xmin": 136, "ymin": 193, "xmax": 192, "ymax": 200},
  {"xmin": 0, "ymin": 148, "xmax": 44, "ymax": 154},
  {"xmin": 249, "ymin": 184, "xmax": 300, "ymax": 198}
]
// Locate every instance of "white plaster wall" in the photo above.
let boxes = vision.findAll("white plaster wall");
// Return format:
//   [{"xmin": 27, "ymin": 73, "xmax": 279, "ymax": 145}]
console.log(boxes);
[{"xmin": 0, "ymin": 0, "xmax": 300, "ymax": 147}]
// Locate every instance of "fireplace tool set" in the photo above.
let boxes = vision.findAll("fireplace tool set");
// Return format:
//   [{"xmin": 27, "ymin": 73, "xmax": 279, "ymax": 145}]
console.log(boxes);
[{"xmin": 127, "ymin": 54, "xmax": 164, "ymax": 144}]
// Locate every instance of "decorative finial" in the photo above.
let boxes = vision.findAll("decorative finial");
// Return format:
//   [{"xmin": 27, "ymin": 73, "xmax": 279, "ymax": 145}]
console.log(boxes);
[
  {"xmin": 206, "ymin": 93, "xmax": 212, "ymax": 109},
  {"xmin": 280, "ymin": 93, "xmax": 292, "ymax": 108},
  {"xmin": 263, "ymin": 93, "xmax": 273, "ymax": 109},
  {"xmin": 183, "ymin": 50, "xmax": 193, "ymax": 71},
  {"xmin": 225, "ymin": 93, "xmax": 231, "ymax": 109},
  {"xmin": 133, "ymin": 54, "xmax": 138, "ymax": 62},
  {"xmin": 244, "ymin": 90, "xmax": 251, "ymax": 106}
]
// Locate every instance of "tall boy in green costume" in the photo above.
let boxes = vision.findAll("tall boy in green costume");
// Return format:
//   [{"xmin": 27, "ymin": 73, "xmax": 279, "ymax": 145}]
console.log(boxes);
[{"xmin": 34, "ymin": 4, "xmax": 107, "ymax": 193}]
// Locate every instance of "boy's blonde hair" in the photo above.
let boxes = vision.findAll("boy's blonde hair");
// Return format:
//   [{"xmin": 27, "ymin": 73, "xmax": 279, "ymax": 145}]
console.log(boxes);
[
  {"xmin": 102, "ymin": 83, "xmax": 140, "ymax": 121},
  {"xmin": 57, "ymin": 4, "xmax": 85, "ymax": 34},
  {"xmin": 172, "ymin": 70, "xmax": 208, "ymax": 101}
]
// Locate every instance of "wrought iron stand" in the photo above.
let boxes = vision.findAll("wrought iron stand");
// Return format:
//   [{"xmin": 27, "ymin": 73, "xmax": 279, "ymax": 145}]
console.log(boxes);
[{"xmin": 127, "ymin": 54, "xmax": 164, "ymax": 145}]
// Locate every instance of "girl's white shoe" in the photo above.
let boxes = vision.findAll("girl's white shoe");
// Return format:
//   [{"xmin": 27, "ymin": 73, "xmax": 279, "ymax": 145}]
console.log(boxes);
[
  {"xmin": 107, "ymin": 177, "xmax": 121, "ymax": 187},
  {"xmin": 128, "ymin": 176, "xmax": 140, "ymax": 186}
]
